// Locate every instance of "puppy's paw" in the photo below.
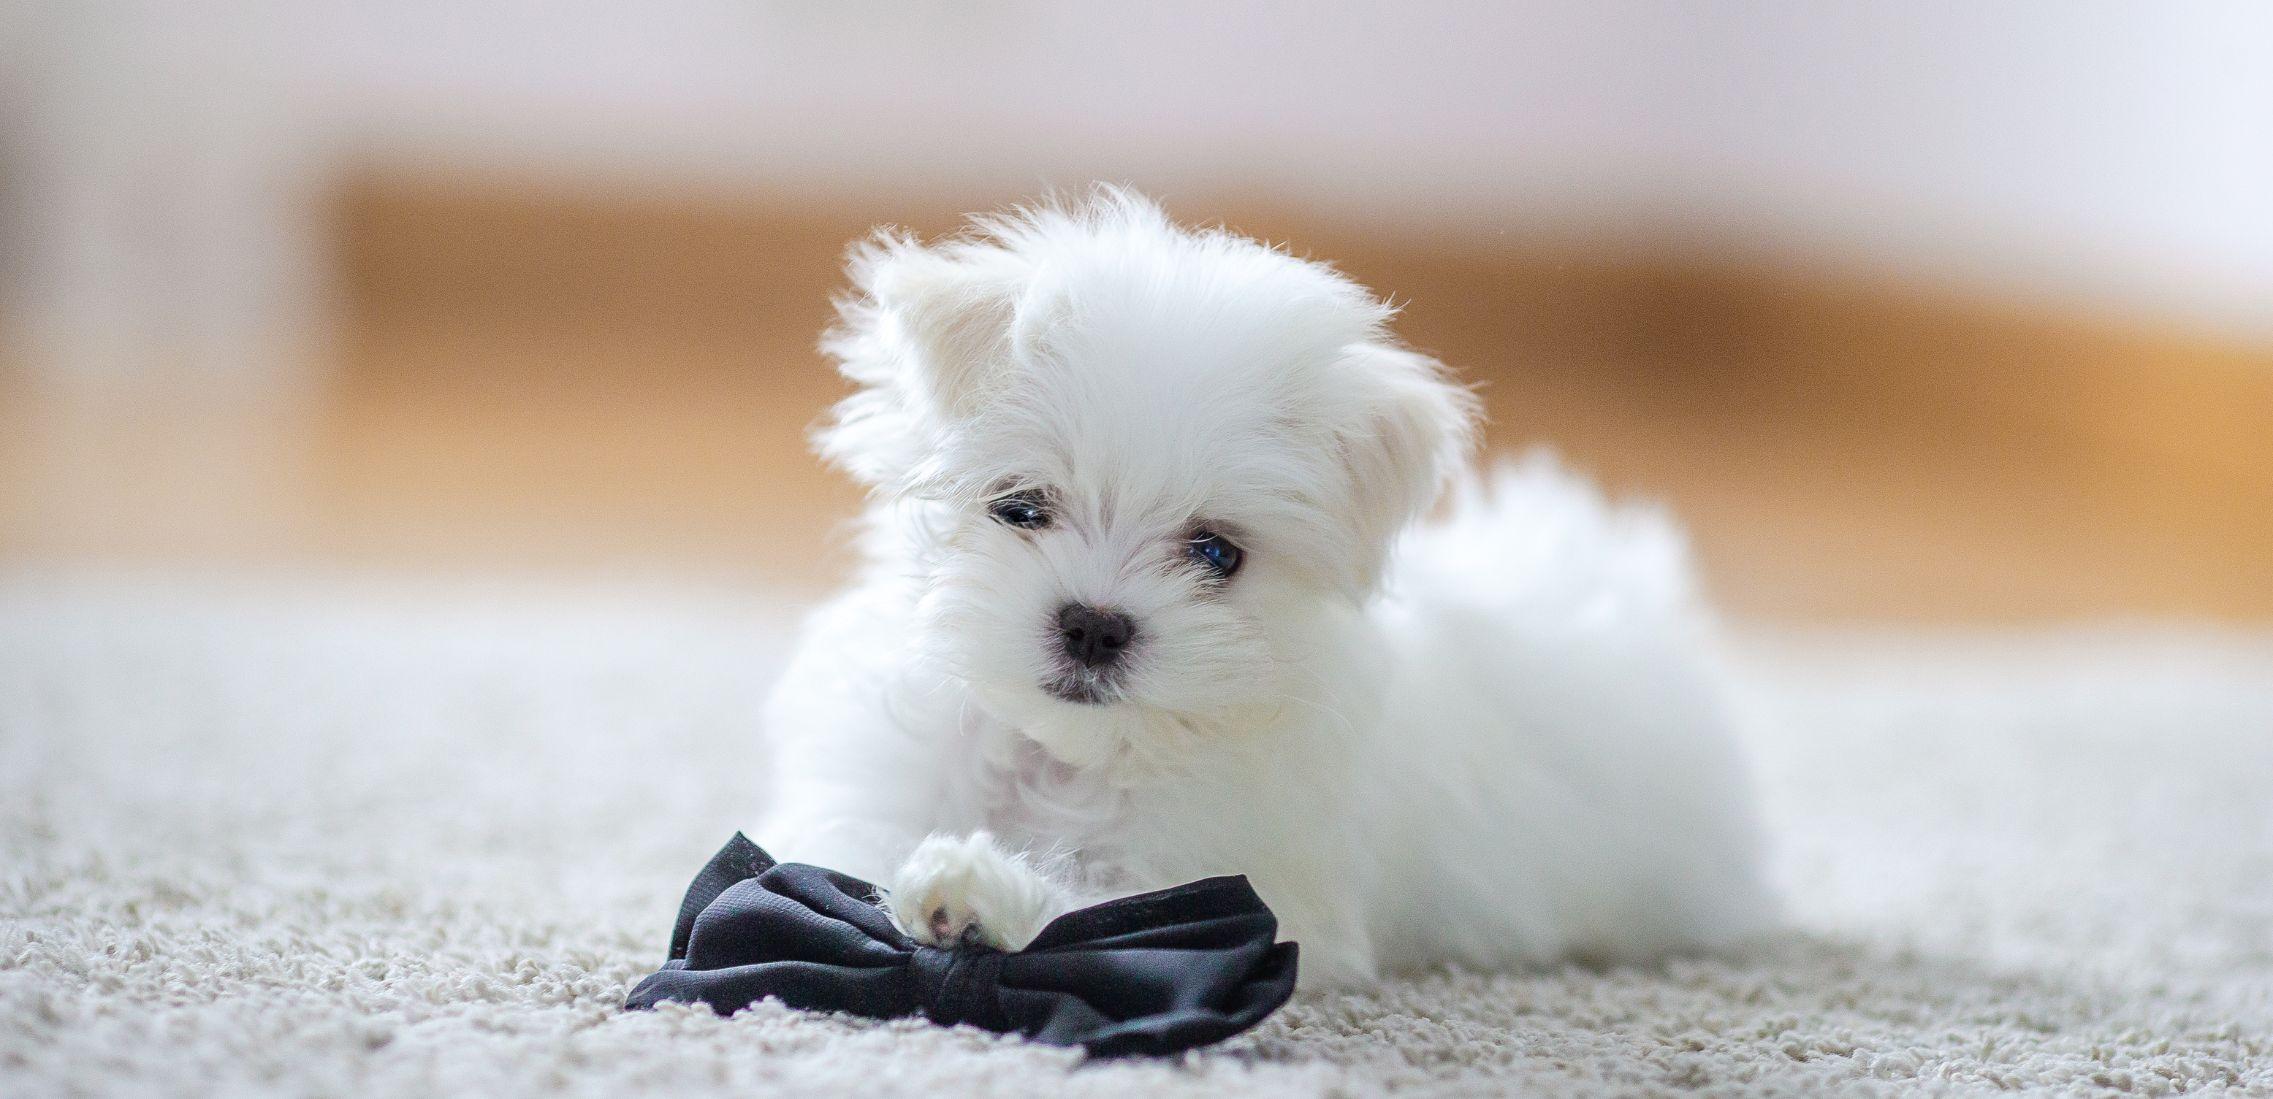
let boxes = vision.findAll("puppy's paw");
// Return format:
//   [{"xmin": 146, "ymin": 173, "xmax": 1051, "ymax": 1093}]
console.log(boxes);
[{"xmin": 884, "ymin": 832, "xmax": 1061, "ymax": 951}]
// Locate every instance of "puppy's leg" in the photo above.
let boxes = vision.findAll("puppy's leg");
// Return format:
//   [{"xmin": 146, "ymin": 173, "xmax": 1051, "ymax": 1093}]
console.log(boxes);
[
  {"xmin": 757, "ymin": 599, "xmax": 964, "ymax": 886},
  {"xmin": 884, "ymin": 832, "xmax": 1070, "ymax": 950}
]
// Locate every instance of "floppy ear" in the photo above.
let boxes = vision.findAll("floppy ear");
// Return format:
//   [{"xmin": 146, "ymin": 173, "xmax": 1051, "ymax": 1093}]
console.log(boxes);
[
  {"xmin": 865, "ymin": 241, "xmax": 1029, "ymax": 419},
  {"xmin": 1335, "ymin": 343, "xmax": 1480, "ymax": 589},
  {"xmin": 818, "ymin": 234, "xmax": 1033, "ymax": 487}
]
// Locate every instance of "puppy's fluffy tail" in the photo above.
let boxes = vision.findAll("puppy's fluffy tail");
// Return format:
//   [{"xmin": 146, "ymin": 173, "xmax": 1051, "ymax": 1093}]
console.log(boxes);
[{"xmin": 1386, "ymin": 450, "xmax": 1706, "ymax": 633}]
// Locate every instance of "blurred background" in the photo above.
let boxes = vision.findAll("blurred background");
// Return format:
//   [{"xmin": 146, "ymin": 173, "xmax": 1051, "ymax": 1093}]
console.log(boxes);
[{"xmin": 4, "ymin": 0, "xmax": 2270, "ymax": 623}]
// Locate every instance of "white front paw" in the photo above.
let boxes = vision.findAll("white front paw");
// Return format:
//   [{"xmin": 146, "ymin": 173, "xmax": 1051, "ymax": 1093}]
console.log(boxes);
[{"xmin": 884, "ymin": 832, "xmax": 1061, "ymax": 951}]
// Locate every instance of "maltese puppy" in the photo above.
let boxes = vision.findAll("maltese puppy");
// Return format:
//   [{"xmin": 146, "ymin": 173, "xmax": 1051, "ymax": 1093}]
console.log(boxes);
[{"xmin": 756, "ymin": 188, "xmax": 1772, "ymax": 988}]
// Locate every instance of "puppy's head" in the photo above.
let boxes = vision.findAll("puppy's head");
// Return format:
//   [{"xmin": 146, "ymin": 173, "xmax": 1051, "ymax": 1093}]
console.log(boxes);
[{"xmin": 820, "ymin": 189, "xmax": 1477, "ymax": 766}]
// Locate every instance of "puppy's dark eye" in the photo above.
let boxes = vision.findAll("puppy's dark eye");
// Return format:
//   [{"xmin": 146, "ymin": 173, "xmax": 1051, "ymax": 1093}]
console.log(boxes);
[
  {"xmin": 988, "ymin": 491, "xmax": 1051, "ymax": 529},
  {"xmin": 1187, "ymin": 530, "xmax": 1244, "ymax": 578}
]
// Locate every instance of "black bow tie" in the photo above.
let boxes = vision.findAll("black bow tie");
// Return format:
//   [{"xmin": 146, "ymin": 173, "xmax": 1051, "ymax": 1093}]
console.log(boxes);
[{"xmin": 623, "ymin": 835, "xmax": 1300, "ymax": 1057}]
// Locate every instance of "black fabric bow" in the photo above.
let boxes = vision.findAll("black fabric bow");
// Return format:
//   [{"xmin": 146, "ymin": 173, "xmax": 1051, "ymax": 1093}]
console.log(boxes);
[{"xmin": 623, "ymin": 834, "xmax": 1299, "ymax": 1057}]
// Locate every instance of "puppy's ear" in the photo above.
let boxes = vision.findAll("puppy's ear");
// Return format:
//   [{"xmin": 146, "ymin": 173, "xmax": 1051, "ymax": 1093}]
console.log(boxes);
[
  {"xmin": 867, "ymin": 241, "xmax": 1030, "ymax": 418},
  {"xmin": 1335, "ymin": 343, "xmax": 1480, "ymax": 588},
  {"xmin": 820, "ymin": 233, "xmax": 1034, "ymax": 487}
]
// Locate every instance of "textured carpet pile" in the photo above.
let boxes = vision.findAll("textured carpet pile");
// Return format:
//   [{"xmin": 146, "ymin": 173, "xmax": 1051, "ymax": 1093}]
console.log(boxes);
[{"xmin": 3, "ymin": 573, "xmax": 2270, "ymax": 1096}]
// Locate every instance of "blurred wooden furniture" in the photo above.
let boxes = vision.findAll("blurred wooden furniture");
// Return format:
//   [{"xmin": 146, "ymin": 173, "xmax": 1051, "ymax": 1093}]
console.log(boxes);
[{"xmin": 6, "ymin": 170, "xmax": 2270, "ymax": 622}]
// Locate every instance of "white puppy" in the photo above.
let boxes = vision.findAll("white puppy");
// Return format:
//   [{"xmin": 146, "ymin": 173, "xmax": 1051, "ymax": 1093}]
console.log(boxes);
[{"xmin": 756, "ymin": 188, "xmax": 1773, "ymax": 988}]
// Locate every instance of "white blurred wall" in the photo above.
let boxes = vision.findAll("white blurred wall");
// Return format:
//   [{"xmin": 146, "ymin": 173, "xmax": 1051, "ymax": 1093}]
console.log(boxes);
[{"xmin": 4, "ymin": 0, "xmax": 2270, "ymax": 389}]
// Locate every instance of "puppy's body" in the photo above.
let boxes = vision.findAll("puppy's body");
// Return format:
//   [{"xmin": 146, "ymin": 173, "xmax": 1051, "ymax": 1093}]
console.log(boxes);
[{"xmin": 757, "ymin": 190, "xmax": 1771, "ymax": 987}]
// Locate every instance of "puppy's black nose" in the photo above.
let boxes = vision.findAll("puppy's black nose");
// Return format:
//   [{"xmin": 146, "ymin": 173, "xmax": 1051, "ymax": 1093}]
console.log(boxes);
[{"xmin": 1057, "ymin": 603, "xmax": 1134, "ymax": 668}]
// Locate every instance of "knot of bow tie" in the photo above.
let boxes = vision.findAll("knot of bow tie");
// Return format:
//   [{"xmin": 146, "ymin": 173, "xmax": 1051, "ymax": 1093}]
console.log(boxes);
[{"xmin": 623, "ymin": 834, "xmax": 1299, "ymax": 1057}]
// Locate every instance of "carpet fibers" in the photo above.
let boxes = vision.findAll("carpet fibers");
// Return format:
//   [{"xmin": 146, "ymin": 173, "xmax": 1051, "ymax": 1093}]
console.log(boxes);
[{"xmin": 3, "ymin": 574, "xmax": 2270, "ymax": 1096}]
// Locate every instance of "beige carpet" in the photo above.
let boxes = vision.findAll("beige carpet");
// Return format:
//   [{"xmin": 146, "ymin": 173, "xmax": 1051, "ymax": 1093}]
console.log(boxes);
[{"xmin": 3, "ymin": 572, "xmax": 2270, "ymax": 1096}]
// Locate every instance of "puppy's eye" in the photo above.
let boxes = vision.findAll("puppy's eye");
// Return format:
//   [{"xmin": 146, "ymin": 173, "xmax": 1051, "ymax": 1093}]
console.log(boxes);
[
  {"xmin": 1187, "ymin": 530, "xmax": 1244, "ymax": 578},
  {"xmin": 988, "ymin": 491, "xmax": 1051, "ymax": 530}
]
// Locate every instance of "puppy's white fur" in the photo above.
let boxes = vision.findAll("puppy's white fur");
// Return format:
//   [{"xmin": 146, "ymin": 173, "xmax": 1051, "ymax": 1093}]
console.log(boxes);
[{"xmin": 756, "ymin": 188, "xmax": 1773, "ymax": 986}]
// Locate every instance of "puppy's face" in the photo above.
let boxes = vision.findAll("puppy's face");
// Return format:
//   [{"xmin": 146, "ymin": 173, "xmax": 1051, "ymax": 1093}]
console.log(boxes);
[
  {"xmin": 950, "ymin": 482, "xmax": 1257, "ymax": 713},
  {"xmin": 820, "ymin": 192, "xmax": 1475, "ymax": 765},
  {"xmin": 917, "ymin": 452, "xmax": 1301, "ymax": 761}
]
